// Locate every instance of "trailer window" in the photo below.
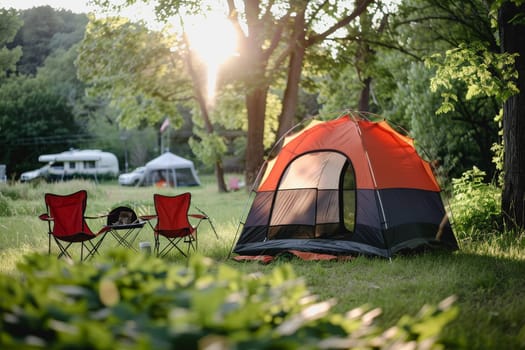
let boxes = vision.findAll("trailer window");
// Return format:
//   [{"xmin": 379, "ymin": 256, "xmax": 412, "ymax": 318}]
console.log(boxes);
[
  {"xmin": 50, "ymin": 162, "xmax": 64, "ymax": 170},
  {"xmin": 84, "ymin": 161, "xmax": 96, "ymax": 169}
]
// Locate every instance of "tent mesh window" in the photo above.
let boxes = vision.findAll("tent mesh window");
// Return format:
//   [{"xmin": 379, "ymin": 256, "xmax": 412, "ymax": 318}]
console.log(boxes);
[
  {"xmin": 341, "ymin": 160, "xmax": 356, "ymax": 233},
  {"xmin": 175, "ymin": 168, "xmax": 198, "ymax": 186},
  {"xmin": 268, "ymin": 151, "xmax": 356, "ymax": 240}
]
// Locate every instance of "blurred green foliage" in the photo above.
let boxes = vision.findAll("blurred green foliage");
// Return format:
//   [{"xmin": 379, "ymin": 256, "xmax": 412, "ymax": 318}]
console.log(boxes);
[{"xmin": 0, "ymin": 252, "xmax": 457, "ymax": 349}]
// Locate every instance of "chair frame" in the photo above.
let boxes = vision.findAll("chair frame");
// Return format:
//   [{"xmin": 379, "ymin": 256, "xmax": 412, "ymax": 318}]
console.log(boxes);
[
  {"xmin": 141, "ymin": 192, "xmax": 212, "ymax": 258},
  {"xmin": 39, "ymin": 190, "xmax": 109, "ymax": 261}
]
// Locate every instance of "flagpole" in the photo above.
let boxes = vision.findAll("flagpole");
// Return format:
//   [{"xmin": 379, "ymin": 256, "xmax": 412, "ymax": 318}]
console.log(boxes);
[
  {"xmin": 167, "ymin": 124, "xmax": 170, "ymax": 152},
  {"xmin": 160, "ymin": 130, "xmax": 164, "ymax": 155},
  {"xmin": 159, "ymin": 117, "xmax": 170, "ymax": 154}
]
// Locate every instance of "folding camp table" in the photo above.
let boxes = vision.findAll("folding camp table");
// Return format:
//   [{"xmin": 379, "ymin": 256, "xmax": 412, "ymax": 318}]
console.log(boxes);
[
  {"xmin": 105, "ymin": 206, "xmax": 146, "ymax": 252},
  {"xmin": 107, "ymin": 222, "xmax": 146, "ymax": 251}
]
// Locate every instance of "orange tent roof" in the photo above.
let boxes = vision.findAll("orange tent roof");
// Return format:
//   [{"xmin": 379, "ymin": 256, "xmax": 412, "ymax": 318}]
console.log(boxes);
[{"xmin": 259, "ymin": 115, "xmax": 440, "ymax": 191}]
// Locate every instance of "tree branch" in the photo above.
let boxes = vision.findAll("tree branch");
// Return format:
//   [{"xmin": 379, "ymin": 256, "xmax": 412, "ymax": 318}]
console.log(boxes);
[
  {"xmin": 227, "ymin": 0, "xmax": 247, "ymax": 41},
  {"xmin": 306, "ymin": 0, "xmax": 329, "ymax": 28},
  {"xmin": 334, "ymin": 35, "xmax": 423, "ymax": 61},
  {"xmin": 262, "ymin": 13, "xmax": 289, "ymax": 61},
  {"xmin": 307, "ymin": 0, "xmax": 374, "ymax": 46}
]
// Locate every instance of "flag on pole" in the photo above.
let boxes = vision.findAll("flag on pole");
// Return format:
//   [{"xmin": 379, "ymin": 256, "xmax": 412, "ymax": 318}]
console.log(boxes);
[{"xmin": 160, "ymin": 118, "xmax": 170, "ymax": 133}]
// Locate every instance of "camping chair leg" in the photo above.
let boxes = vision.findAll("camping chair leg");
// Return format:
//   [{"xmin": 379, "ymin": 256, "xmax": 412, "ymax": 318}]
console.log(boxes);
[
  {"xmin": 157, "ymin": 237, "xmax": 187, "ymax": 258},
  {"xmin": 47, "ymin": 220, "xmax": 54, "ymax": 255},
  {"xmin": 154, "ymin": 235, "xmax": 160, "ymax": 256},
  {"xmin": 54, "ymin": 237, "xmax": 73, "ymax": 260},
  {"xmin": 207, "ymin": 218, "xmax": 219, "ymax": 239},
  {"xmin": 82, "ymin": 234, "xmax": 108, "ymax": 261},
  {"xmin": 184, "ymin": 231, "xmax": 197, "ymax": 252},
  {"xmin": 185, "ymin": 236, "xmax": 195, "ymax": 256},
  {"xmin": 193, "ymin": 206, "xmax": 219, "ymax": 239},
  {"xmin": 81, "ymin": 242, "xmax": 93, "ymax": 261},
  {"xmin": 169, "ymin": 239, "xmax": 187, "ymax": 258},
  {"xmin": 52, "ymin": 236, "xmax": 106, "ymax": 262},
  {"xmin": 175, "ymin": 239, "xmax": 188, "ymax": 257}
]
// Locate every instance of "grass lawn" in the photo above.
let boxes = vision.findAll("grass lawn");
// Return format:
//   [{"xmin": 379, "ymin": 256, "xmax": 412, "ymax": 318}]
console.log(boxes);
[{"xmin": 1, "ymin": 176, "xmax": 524, "ymax": 349}]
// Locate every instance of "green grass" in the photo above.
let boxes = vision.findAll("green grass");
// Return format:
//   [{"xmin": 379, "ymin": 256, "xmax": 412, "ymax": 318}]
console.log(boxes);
[
  {"xmin": 232, "ymin": 250, "xmax": 525, "ymax": 349},
  {"xmin": 1, "ymin": 176, "xmax": 525, "ymax": 349}
]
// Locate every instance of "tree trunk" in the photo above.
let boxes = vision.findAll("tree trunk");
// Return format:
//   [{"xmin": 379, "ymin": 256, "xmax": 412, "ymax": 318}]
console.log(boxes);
[
  {"xmin": 276, "ymin": 1, "xmax": 372, "ymax": 140},
  {"xmin": 499, "ymin": 2, "xmax": 525, "ymax": 230},
  {"xmin": 358, "ymin": 76, "xmax": 371, "ymax": 112},
  {"xmin": 195, "ymin": 88, "xmax": 228, "ymax": 193},
  {"xmin": 357, "ymin": 3, "xmax": 373, "ymax": 113},
  {"xmin": 276, "ymin": 9, "xmax": 306, "ymax": 140},
  {"xmin": 276, "ymin": 45, "xmax": 306, "ymax": 139},
  {"xmin": 245, "ymin": 86, "xmax": 268, "ymax": 189},
  {"xmin": 214, "ymin": 160, "xmax": 228, "ymax": 192}
]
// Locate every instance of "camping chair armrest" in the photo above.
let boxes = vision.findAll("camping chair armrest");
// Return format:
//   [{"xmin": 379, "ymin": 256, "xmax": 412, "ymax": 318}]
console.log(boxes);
[
  {"xmin": 39, "ymin": 213, "xmax": 53, "ymax": 221},
  {"xmin": 139, "ymin": 214, "xmax": 157, "ymax": 231},
  {"xmin": 139, "ymin": 214, "xmax": 157, "ymax": 221},
  {"xmin": 85, "ymin": 213, "xmax": 110, "ymax": 220},
  {"xmin": 190, "ymin": 212, "xmax": 219, "ymax": 239},
  {"xmin": 189, "ymin": 213, "xmax": 208, "ymax": 220},
  {"xmin": 85, "ymin": 215, "xmax": 103, "ymax": 220}
]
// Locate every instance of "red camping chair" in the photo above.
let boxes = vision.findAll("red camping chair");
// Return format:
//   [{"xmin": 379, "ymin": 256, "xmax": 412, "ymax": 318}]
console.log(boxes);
[
  {"xmin": 39, "ymin": 190, "xmax": 110, "ymax": 261},
  {"xmin": 140, "ymin": 193, "xmax": 216, "ymax": 258}
]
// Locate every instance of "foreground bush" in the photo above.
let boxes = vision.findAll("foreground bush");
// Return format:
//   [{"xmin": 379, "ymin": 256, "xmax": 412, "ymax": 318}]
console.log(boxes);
[{"xmin": 0, "ymin": 251, "xmax": 457, "ymax": 349}]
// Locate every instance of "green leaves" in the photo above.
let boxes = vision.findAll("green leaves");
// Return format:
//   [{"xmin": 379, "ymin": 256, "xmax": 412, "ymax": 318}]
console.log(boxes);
[
  {"xmin": 0, "ymin": 8, "xmax": 23, "ymax": 79},
  {"xmin": 0, "ymin": 251, "xmax": 457, "ymax": 349},
  {"xmin": 426, "ymin": 42, "xmax": 519, "ymax": 114},
  {"xmin": 188, "ymin": 132, "xmax": 227, "ymax": 165},
  {"xmin": 77, "ymin": 16, "xmax": 189, "ymax": 128},
  {"xmin": 451, "ymin": 167, "xmax": 502, "ymax": 238}
]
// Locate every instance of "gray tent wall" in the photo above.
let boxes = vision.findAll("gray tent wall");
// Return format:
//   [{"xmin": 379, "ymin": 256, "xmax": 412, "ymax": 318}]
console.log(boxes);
[{"xmin": 139, "ymin": 152, "xmax": 200, "ymax": 186}]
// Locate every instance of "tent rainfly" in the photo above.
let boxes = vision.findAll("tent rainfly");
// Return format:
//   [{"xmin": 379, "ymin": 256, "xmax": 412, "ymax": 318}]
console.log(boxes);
[
  {"xmin": 139, "ymin": 152, "xmax": 200, "ymax": 187},
  {"xmin": 233, "ymin": 113, "xmax": 459, "ymax": 259}
]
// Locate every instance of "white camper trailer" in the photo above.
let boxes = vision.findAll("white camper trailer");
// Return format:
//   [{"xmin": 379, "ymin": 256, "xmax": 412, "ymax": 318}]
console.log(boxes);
[{"xmin": 21, "ymin": 149, "xmax": 119, "ymax": 182}]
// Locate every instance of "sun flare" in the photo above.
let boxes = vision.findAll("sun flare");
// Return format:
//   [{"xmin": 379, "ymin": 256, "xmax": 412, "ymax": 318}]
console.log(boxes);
[{"xmin": 185, "ymin": 12, "xmax": 237, "ymax": 104}]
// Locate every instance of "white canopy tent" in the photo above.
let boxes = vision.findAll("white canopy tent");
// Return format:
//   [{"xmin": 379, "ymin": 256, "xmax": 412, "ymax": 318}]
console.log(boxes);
[{"xmin": 139, "ymin": 152, "xmax": 201, "ymax": 187}]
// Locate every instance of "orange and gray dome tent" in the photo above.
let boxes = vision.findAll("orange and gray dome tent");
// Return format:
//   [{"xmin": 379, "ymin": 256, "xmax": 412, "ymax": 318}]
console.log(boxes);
[{"xmin": 233, "ymin": 113, "xmax": 458, "ymax": 259}]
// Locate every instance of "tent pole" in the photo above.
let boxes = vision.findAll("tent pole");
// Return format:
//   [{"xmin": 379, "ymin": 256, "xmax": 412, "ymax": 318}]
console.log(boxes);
[{"xmin": 353, "ymin": 116, "xmax": 392, "ymax": 257}]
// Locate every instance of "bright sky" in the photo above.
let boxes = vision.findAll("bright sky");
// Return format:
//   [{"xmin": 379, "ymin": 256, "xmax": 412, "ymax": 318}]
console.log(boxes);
[
  {"xmin": 0, "ymin": 0, "xmax": 156, "ymax": 24},
  {"xmin": 0, "ymin": 0, "xmax": 93, "ymax": 13}
]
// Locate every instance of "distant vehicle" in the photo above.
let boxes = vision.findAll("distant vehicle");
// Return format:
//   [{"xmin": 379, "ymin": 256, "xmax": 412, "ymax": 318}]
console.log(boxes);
[
  {"xmin": 0, "ymin": 164, "xmax": 6, "ymax": 183},
  {"xmin": 20, "ymin": 164, "xmax": 51, "ymax": 182},
  {"xmin": 21, "ymin": 149, "xmax": 119, "ymax": 182},
  {"xmin": 118, "ymin": 166, "xmax": 146, "ymax": 186}
]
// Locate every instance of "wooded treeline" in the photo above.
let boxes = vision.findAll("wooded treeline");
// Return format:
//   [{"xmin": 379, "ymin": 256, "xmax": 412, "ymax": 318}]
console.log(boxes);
[{"xmin": 1, "ymin": 0, "xmax": 523, "ymax": 229}]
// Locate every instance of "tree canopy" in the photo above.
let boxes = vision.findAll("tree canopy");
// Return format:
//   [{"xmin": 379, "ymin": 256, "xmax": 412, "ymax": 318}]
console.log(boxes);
[{"xmin": 0, "ymin": 8, "xmax": 22, "ymax": 78}]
